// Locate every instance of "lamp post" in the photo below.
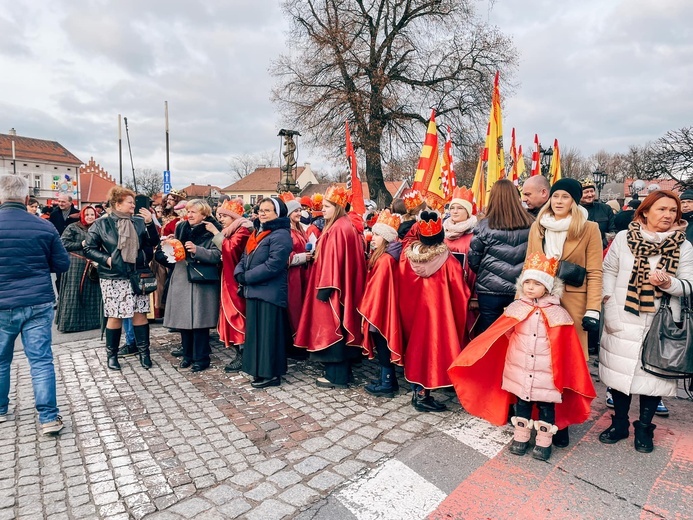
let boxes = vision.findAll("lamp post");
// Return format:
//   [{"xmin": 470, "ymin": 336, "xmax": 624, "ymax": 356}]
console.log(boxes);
[
  {"xmin": 592, "ymin": 169, "xmax": 607, "ymax": 201},
  {"xmin": 539, "ymin": 145, "xmax": 553, "ymax": 179},
  {"xmin": 277, "ymin": 129, "xmax": 302, "ymax": 195}
]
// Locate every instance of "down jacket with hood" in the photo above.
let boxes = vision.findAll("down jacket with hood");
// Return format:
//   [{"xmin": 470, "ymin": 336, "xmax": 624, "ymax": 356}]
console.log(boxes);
[
  {"xmin": 599, "ymin": 226, "xmax": 693, "ymax": 397},
  {"xmin": 468, "ymin": 218, "xmax": 531, "ymax": 295},
  {"xmin": 501, "ymin": 279, "xmax": 567, "ymax": 404}
]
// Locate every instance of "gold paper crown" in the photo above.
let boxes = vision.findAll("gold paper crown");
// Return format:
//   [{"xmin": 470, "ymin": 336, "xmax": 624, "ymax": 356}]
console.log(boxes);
[
  {"xmin": 418, "ymin": 212, "xmax": 443, "ymax": 237},
  {"xmin": 403, "ymin": 189, "xmax": 425, "ymax": 211},
  {"xmin": 324, "ymin": 185, "xmax": 350, "ymax": 208},
  {"xmin": 278, "ymin": 192, "xmax": 295, "ymax": 203},
  {"xmin": 451, "ymin": 186, "xmax": 474, "ymax": 203},
  {"xmin": 168, "ymin": 189, "xmax": 187, "ymax": 200},
  {"xmin": 522, "ymin": 251, "xmax": 559, "ymax": 277},
  {"xmin": 581, "ymin": 177, "xmax": 596, "ymax": 189},
  {"xmin": 375, "ymin": 209, "xmax": 401, "ymax": 231},
  {"xmin": 218, "ymin": 199, "xmax": 245, "ymax": 217}
]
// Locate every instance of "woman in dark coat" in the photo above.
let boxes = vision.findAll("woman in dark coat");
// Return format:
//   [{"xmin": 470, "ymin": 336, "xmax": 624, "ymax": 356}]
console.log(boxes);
[
  {"xmin": 234, "ymin": 197, "xmax": 293, "ymax": 388},
  {"xmin": 56, "ymin": 206, "xmax": 102, "ymax": 332},
  {"xmin": 468, "ymin": 179, "xmax": 535, "ymax": 332},
  {"xmin": 84, "ymin": 187, "xmax": 160, "ymax": 370},
  {"xmin": 162, "ymin": 199, "xmax": 222, "ymax": 373}
]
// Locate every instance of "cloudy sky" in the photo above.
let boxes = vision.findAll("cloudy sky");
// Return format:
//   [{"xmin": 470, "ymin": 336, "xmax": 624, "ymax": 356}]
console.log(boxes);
[{"xmin": 1, "ymin": 0, "xmax": 691, "ymax": 188}]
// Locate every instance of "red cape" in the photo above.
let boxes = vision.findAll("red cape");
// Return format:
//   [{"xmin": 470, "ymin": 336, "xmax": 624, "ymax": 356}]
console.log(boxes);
[
  {"xmin": 401, "ymin": 221, "xmax": 420, "ymax": 250},
  {"xmin": 287, "ymin": 228, "xmax": 311, "ymax": 335},
  {"xmin": 448, "ymin": 303, "xmax": 596, "ymax": 429},
  {"xmin": 218, "ymin": 226, "xmax": 252, "ymax": 346},
  {"xmin": 295, "ymin": 216, "xmax": 367, "ymax": 351},
  {"xmin": 399, "ymin": 250, "xmax": 470, "ymax": 388},
  {"xmin": 358, "ymin": 252, "xmax": 403, "ymax": 365}
]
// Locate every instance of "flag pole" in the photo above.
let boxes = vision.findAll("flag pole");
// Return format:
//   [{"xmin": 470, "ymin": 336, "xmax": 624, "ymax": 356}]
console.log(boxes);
[
  {"xmin": 118, "ymin": 114, "xmax": 123, "ymax": 185},
  {"xmin": 165, "ymin": 101, "xmax": 170, "ymax": 172}
]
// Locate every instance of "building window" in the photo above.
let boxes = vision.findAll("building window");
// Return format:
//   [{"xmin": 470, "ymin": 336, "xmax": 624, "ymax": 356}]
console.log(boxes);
[
  {"xmin": 35, "ymin": 164, "xmax": 40, "ymax": 168},
  {"xmin": 257, "ymin": 194, "xmax": 263, "ymax": 203},
  {"xmin": 250, "ymin": 195, "xmax": 256, "ymax": 205},
  {"xmin": 34, "ymin": 176, "xmax": 41, "ymax": 189}
]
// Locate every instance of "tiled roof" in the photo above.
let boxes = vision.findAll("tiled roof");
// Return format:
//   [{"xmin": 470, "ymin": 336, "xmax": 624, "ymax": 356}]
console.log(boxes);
[
  {"xmin": 0, "ymin": 133, "xmax": 82, "ymax": 166},
  {"xmin": 299, "ymin": 180, "xmax": 407, "ymax": 200},
  {"xmin": 180, "ymin": 184, "xmax": 223, "ymax": 197},
  {"xmin": 623, "ymin": 178, "xmax": 681, "ymax": 197},
  {"xmin": 222, "ymin": 167, "xmax": 305, "ymax": 192},
  {"xmin": 79, "ymin": 157, "xmax": 116, "ymax": 204}
]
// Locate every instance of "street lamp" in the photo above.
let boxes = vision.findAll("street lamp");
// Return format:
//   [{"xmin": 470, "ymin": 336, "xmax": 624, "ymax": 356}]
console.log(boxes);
[
  {"xmin": 539, "ymin": 145, "xmax": 553, "ymax": 178},
  {"xmin": 592, "ymin": 169, "xmax": 607, "ymax": 200},
  {"xmin": 277, "ymin": 129, "xmax": 302, "ymax": 195},
  {"xmin": 629, "ymin": 179, "xmax": 646, "ymax": 199}
]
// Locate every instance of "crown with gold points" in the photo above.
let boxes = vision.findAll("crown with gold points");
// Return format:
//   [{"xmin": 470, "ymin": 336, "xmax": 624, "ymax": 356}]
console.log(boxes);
[
  {"xmin": 278, "ymin": 192, "xmax": 295, "ymax": 203},
  {"xmin": 520, "ymin": 251, "xmax": 559, "ymax": 292},
  {"xmin": 324, "ymin": 184, "xmax": 350, "ymax": 208},
  {"xmin": 580, "ymin": 177, "xmax": 596, "ymax": 190},
  {"xmin": 371, "ymin": 209, "xmax": 400, "ymax": 242},
  {"xmin": 402, "ymin": 189, "xmax": 426, "ymax": 211},
  {"xmin": 217, "ymin": 199, "xmax": 245, "ymax": 217}
]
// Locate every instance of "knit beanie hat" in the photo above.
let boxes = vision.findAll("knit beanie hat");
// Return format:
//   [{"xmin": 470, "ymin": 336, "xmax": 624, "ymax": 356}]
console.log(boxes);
[{"xmin": 550, "ymin": 178, "xmax": 583, "ymax": 206}]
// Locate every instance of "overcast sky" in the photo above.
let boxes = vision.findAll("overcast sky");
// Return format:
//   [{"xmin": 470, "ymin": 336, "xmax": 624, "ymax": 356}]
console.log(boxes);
[{"xmin": 1, "ymin": 0, "xmax": 691, "ymax": 188}]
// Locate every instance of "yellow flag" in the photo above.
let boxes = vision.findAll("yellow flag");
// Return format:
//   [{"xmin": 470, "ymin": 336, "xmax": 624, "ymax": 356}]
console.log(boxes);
[
  {"xmin": 550, "ymin": 139, "xmax": 562, "ymax": 185},
  {"xmin": 485, "ymin": 72, "xmax": 505, "ymax": 194},
  {"xmin": 471, "ymin": 148, "xmax": 486, "ymax": 213}
]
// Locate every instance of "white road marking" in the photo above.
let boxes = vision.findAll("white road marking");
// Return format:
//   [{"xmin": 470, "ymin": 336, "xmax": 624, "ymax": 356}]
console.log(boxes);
[
  {"xmin": 438, "ymin": 414, "xmax": 513, "ymax": 459},
  {"xmin": 336, "ymin": 459, "xmax": 447, "ymax": 520}
]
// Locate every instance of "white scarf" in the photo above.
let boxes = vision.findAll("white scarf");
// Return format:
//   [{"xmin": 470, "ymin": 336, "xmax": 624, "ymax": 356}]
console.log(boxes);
[
  {"xmin": 540, "ymin": 214, "xmax": 571, "ymax": 260},
  {"xmin": 443, "ymin": 215, "xmax": 477, "ymax": 241}
]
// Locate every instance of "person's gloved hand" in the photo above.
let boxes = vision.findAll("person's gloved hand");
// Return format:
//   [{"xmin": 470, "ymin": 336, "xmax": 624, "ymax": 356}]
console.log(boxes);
[
  {"xmin": 317, "ymin": 288, "xmax": 333, "ymax": 302},
  {"xmin": 582, "ymin": 315, "xmax": 600, "ymax": 332},
  {"xmin": 235, "ymin": 272, "xmax": 246, "ymax": 285}
]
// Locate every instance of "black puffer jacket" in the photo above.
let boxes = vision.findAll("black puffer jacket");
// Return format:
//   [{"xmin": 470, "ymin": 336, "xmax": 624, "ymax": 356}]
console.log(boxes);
[
  {"xmin": 84, "ymin": 213, "xmax": 160, "ymax": 280},
  {"xmin": 468, "ymin": 219, "xmax": 531, "ymax": 296},
  {"xmin": 582, "ymin": 201, "xmax": 615, "ymax": 248}
]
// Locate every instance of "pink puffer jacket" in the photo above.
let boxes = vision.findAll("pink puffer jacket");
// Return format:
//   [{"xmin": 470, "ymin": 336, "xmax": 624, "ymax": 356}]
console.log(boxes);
[{"xmin": 501, "ymin": 294, "xmax": 562, "ymax": 403}]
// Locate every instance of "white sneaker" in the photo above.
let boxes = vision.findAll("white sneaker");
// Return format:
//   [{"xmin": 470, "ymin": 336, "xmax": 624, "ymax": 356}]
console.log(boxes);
[{"xmin": 42, "ymin": 416, "xmax": 64, "ymax": 435}]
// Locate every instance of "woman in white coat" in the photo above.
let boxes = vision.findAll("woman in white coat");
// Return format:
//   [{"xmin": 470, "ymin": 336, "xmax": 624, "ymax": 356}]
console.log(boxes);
[{"xmin": 599, "ymin": 190, "xmax": 693, "ymax": 453}]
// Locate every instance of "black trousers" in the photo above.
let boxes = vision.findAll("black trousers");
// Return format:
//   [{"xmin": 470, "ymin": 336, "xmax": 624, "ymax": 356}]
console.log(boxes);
[
  {"xmin": 180, "ymin": 328, "xmax": 210, "ymax": 366},
  {"xmin": 611, "ymin": 388, "xmax": 659, "ymax": 425},
  {"xmin": 515, "ymin": 398, "xmax": 555, "ymax": 424},
  {"xmin": 476, "ymin": 293, "xmax": 515, "ymax": 332}
]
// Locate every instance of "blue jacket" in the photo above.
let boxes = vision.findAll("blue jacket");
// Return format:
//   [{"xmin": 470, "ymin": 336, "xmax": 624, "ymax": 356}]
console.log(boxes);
[
  {"xmin": 0, "ymin": 202, "xmax": 70, "ymax": 309},
  {"xmin": 234, "ymin": 217, "xmax": 293, "ymax": 307}
]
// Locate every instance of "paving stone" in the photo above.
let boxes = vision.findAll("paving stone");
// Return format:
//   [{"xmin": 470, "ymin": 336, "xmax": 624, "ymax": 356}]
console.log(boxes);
[
  {"xmin": 355, "ymin": 449, "xmax": 386, "ymax": 463},
  {"xmin": 294, "ymin": 456, "xmax": 330, "ymax": 476},
  {"xmin": 267, "ymin": 470, "xmax": 302, "ymax": 489},
  {"xmin": 244, "ymin": 499, "xmax": 296, "ymax": 520},
  {"xmin": 254, "ymin": 458, "xmax": 287, "ymax": 476},
  {"xmin": 203, "ymin": 484, "xmax": 242, "ymax": 505},
  {"xmin": 372, "ymin": 441, "xmax": 398, "ymax": 453},
  {"xmin": 382, "ymin": 428, "xmax": 415, "ymax": 444},
  {"xmin": 338, "ymin": 434, "xmax": 370, "ymax": 450},
  {"xmin": 229, "ymin": 469, "xmax": 263, "ymax": 487},
  {"xmin": 244, "ymin": 482, "xmax": 278, "ymax": 502},
  {"xmin": 307, "ymin": 470, "xmax": 344, "ymax": 492},
  {"xmin": 300, "ymin": 436, "xmax": 332, "ymax": 453},
  {"xmin": 319, "ymin": 445, "xmax": 352, "ymax": 463},
  {"xmin": 278, "ymin": 483, "xmax": 320, "ymax": 507},
  {"xmin": 217, "ymin": 498, "xmax": 252, "ymax": 519},
  {"xmin": 167, "ymin": 496, "xmax": 215, "ymax": 517}
]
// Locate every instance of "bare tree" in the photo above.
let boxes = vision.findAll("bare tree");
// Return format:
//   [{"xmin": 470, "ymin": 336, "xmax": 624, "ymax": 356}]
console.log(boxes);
[
  {"xmin": 125, "ymin": 168, "xmax": 162, "ymax": 197},
  {"xmin": 641, "ymin": 127, "xmax": 693, "ymax": 187},
  {"xmin": 272, "ymin": 0, "xmax": 517, "ymax": 207},
  {"xmin": 229, "ymin": 150, "xmax": 278, "ymax": 181},
  {"xmin": 560, "ymin": 147, "xmax": 588, "ymax": 180}
]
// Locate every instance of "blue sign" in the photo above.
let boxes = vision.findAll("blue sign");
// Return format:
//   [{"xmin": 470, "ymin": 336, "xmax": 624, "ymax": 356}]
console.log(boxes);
[
  {"xmin": 163, "ymin": 182, "xmax": 171, "ymax": 194},
  {"xmin": 163, "ymin": 170, "xmax": 171, "ymax": 194}
]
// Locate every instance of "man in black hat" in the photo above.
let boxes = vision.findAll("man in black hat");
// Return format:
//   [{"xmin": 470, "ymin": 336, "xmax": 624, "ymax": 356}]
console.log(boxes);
[
  {"xmin": 680, "ymin": 189, "xmax": 693, "ymax": 244},
  {"xmin": 580, "ymin": 178, "xmax": 615, "ymax": 249},
  {"xmin": 614, "ymin": 197, "xmax": 641, "ymax": 232}
]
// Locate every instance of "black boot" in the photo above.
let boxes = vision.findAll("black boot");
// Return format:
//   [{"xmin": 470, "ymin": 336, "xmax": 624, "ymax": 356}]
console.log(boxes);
[
  {"xmin": 633, "ymin": 420, "xmax": 656, "ymax": 453},
  {"xmin": 365, "ymin": 366, "xmax": 396, "ymax": 398},
  {"xmin": 134, "ymin": 323, "xmax": 152, "ymax": 369},
  {"xmin": 411, "ymin": 387, "xmax": 447, "ymax": 412},
  {"xmin": 105, "ymin": 328, "xmax": 122, "ymax": 370},
  {"xmin": 599, "ymin": 415, "xmax": 630, "ymax": 444},
  {"xmin": 553, "ymin": 427, "xmax": 570, "ymax": 448}
]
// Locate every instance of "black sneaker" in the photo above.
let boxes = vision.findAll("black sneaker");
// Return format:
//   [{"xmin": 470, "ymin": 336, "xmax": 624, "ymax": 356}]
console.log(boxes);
[
  {"xmin": 118, "ymin": 343, "xmax": 138, "ymax": 357},
  {"xmin": 224, "ymin": 355, "xmax": 243, "ymax": 373}
]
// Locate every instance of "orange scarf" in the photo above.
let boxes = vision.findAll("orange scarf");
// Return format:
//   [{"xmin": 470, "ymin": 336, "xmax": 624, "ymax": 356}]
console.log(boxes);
[{"xmin": 245, "ymin": 229, "xmax": 271, "ymax": 254}]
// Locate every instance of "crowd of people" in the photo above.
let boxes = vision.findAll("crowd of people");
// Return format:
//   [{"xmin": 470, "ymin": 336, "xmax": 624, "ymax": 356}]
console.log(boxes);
[{"xmin": 1, "ymin": 172, "xmax": 690, "ymax": 456}]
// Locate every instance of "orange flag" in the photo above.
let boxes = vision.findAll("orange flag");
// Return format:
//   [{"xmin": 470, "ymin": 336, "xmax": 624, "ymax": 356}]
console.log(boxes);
[
  {"xmin": 413, "ymin": 110, "xmax": 446, "ymax": 211},
  {"xmin": 345, "ymin": 121, "xmax": 365, "ymax": 215},
  {"xmin": 509, "ymin": 128, "xmax": 518, "ymax": 185},
  {"xmin": 441, "ymin": 126, "xmax": 456, "ymax": 202},
  {"xmin": 516, "ymin": 144, "xmax": 526, "ymax": 180},
  {"xmin": 471, "ymin": 147, "xmax": 486, "ymax": 213},
  {"xmin": 550, "ymin": 138, "xmax": 562, "ymax": 185}
]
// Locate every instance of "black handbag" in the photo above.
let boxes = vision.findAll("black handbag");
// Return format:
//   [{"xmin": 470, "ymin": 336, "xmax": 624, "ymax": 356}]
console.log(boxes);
[
  {"xmin": 186, "ymin": 261, "xmax": 220, "ymax": 284},
  {"xmin": 557, "ymin": 260, "xmax": 586, "ymax": 287},
  {"xmin": 130, "ymin": 267, "xmax": 157, "ymax": 295},
  {"xmin": 641, "ymin": 280, "xmax": 693, "ymax": 379}
]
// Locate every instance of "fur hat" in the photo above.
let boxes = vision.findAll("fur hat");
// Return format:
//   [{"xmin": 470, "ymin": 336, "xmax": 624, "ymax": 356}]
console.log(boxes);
[
  {"xmin": 519, "ymin": 251, "xmax": 559, "ymax": 293},
  {"xmin": 371, "ymin": 209, "xmax": 400, "ymax": 243},
  {"xmin": 418, "ymin": 211, "xmax": 444, "ymax": 246},
  {"xmin": 550, "ymin": 178, "xmax": 583, "ymax": 206}
]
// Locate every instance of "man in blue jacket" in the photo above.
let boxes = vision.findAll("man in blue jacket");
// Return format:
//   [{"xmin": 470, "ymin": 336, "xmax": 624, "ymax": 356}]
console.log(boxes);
[{"xmin": 0, "ymin": 175, "xmax": 70, "ymax": 435}]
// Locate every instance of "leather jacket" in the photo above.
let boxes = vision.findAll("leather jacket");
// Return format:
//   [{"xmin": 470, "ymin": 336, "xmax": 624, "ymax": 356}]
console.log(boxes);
[{"xmin": 84, "ymin": 214, "xmax": 160, "ymax": 280}]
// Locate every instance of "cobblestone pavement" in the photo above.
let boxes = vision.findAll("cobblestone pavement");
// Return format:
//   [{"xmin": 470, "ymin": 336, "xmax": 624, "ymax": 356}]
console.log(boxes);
[{"xmin": 2, "ymin": 325, "xmax": 692, "ymax": 519}]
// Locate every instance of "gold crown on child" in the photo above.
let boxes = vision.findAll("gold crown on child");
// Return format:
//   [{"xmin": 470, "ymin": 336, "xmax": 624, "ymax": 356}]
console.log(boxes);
[{"xmin": 523, "ymin": 251, "xmax": 558, "ymax": 277}]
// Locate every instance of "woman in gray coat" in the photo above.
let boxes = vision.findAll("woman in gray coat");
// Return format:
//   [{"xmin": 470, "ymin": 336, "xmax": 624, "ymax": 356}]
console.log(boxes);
[{"xmin": 162, "ymin": 199, "xmax": 222, "ymax": 372}]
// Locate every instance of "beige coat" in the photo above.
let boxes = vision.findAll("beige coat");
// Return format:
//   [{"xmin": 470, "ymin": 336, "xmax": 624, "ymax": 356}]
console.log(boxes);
[{"xmin": 526, "ymin": 221, "xmax": 603, "ymax": 356}]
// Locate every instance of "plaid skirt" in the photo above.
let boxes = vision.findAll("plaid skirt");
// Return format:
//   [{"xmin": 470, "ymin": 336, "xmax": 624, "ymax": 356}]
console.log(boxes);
[{"xmin": 100, "ymin": 279, "xmax": 150, "ymax": 318}]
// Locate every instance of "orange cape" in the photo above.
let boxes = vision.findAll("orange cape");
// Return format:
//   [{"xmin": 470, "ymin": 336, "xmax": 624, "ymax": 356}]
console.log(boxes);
[{"xmin": 448, "ymin": 301, "xmax": 596, "ymax": 429}]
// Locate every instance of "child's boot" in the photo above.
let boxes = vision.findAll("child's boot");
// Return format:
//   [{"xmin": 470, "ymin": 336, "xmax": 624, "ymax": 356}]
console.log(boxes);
[
  {"xmin": 509, "ymin": 417, "xmax": 533, "ymax": 456},
  {"xmin": 532, "ymin": 420, "xmax": 558, "ymax": 461}
]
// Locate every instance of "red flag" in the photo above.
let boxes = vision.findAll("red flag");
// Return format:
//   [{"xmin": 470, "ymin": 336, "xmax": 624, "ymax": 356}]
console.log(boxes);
[
  {"xmin": 530, "ymin": 134, "xmax": 540, "ymax": 177},
  {"xmin": 345, "ymin": 121, "xmax": 365, "ymax": 215}
]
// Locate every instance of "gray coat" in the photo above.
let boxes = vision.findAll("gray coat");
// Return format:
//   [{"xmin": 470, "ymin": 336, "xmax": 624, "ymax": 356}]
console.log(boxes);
[{"xmin": 163, "ymin": 220, "xmax": 221, "ymax": 329}]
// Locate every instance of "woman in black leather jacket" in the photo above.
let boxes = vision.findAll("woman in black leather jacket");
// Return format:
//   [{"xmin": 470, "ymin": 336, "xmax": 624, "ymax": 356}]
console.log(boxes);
[{"xmin": 84, "ymin": 186, "xmax": 160, "ymax": 371}]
